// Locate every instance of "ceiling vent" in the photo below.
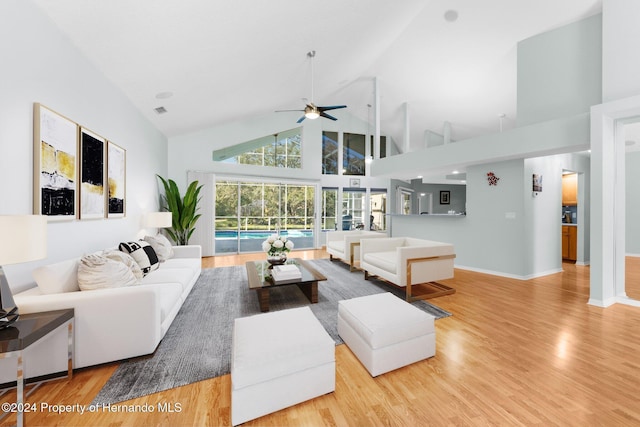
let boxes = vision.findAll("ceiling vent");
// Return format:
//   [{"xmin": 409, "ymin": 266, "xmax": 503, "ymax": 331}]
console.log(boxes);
[{"xmin": 154, "ymin": 106, "xmax": 167, "ymax": 114}]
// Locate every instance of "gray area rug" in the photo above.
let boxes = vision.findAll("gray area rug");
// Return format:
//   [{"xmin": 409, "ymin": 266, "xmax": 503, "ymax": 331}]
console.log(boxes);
[{"xmin": 92, "ymin": 259, "xmax": 451, "ymax": 405}]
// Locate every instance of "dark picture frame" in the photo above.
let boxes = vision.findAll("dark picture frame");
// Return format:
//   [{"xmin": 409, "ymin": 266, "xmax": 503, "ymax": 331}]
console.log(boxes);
[
  {"xmin": 440, "ymin": 190, "xmax": 450, "ymax": 205},
  {"xmin": 80, "ymin": 127, "xmax": 106, "ymax": 219},
  {"xmin": 532, "ymin": 173, "xmax": 543, "ymax": 192}
]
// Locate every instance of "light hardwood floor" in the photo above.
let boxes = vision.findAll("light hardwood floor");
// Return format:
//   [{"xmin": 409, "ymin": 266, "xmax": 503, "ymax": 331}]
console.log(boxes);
[{"xmin": 4, "ymin": 251, "xmax": 640, "ymax": 426}]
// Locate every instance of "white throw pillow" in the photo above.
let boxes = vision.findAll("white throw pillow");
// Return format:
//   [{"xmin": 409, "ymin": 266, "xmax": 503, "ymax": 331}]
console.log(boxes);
[
  {"xmin": 143, "ymin": 233, "xmax": 174, "ymax": 262},
  {"xmin": 33, "ymin": 258, "xmax": 80, "ymax": 294},
  {"xmin": 102, "ymin": 249, "xmax": 143, "ymax": 281},
  {"xmin": 119, "ymin": 241, "xmax": 160, "ymax": 276},
  {"xmin": 77, "ymin": 253, "xmax": 140, "ymax": 291}
]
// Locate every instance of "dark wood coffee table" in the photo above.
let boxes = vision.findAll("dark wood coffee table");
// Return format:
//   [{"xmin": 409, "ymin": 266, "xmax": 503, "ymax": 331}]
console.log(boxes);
[{"xmin": 245, "ymin": 259, "xmax": 327, "ymax": 312}]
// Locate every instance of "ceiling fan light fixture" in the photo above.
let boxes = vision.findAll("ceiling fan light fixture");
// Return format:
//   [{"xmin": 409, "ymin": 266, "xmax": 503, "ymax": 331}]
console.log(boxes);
[{"xmin": 304, "ymin": 105, "xmax": 320, "ymax": 120}]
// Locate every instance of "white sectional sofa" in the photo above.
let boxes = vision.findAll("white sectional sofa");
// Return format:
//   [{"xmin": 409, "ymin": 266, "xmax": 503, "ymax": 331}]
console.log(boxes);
[
  {"xmin": 325, "ymin": 230, "xmax": 387, "ymax": 271},
  {"xmin": 0, "ymin": 244, "xmax": 201, "ymax": 382},
  {"xmin": 360, "ymin": 237, "xmax": 455, "ymax": 301}
]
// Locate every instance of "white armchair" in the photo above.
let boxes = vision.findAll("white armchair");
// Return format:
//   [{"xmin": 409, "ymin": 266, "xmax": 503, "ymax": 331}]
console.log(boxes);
[
  {"xmin": 360, "ymin": 237, "xmax": 455, "ymax": 301},
  {"xmin": 325, "ymin": 230, "xmax": 387, "ymax": 271}
]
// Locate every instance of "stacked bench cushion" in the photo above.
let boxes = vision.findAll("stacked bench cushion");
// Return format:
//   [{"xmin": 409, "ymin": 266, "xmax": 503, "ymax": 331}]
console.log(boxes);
[
  {"xmin": 231, "ymin": 307, "xmax": 335, "ymax": 426},
  {"xmin": 338, "ymin": 292, "xmax": 435, "ymax": 377}
]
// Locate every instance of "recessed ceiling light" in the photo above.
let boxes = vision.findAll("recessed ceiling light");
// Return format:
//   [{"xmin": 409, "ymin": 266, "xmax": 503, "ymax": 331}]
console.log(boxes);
[
  {"xmin": 444, "ymin": 10, "xmax": 458, "ymax": 22},
  {"xmin": 452, "ymin": 170, "xmax": 459, "ymax": 174},
  {"xmin": 155, "ymin": 91, "xmax": 173, "ymax": 99},
  {"xmin": 417, "ymin": 175, "xmax": 423, "ymax": 179}
]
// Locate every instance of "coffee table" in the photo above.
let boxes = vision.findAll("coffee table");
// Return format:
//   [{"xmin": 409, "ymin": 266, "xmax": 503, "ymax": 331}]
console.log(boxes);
[{"xmin": 245, "ymin": 259, "xmax": 327, "ymax": 312}]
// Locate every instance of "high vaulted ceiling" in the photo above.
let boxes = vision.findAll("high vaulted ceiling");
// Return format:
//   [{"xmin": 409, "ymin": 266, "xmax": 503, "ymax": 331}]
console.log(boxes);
[{"xmin": 33, "ymin": 0, "xmax": 602, "ymax": 149}]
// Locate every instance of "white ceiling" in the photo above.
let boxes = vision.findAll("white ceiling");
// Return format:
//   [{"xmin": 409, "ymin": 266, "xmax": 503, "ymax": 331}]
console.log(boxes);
[{"xmin": 33, "ymin": 0, "xmax": 602, "ymax": 150}]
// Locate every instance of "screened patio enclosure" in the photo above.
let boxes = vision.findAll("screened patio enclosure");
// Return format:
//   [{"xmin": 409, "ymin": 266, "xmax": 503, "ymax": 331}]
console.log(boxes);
[{"xmin": 215, "ymin": 179, "xmax": 316, "ymax": 254}]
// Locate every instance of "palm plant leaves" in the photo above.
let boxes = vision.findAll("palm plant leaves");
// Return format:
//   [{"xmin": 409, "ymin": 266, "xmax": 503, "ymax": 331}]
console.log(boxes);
[{"xmin": 157, "ymin": 175, "xmax": 203, "ymax": 245}]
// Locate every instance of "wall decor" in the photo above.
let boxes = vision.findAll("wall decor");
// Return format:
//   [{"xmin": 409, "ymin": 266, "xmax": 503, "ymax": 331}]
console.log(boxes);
[
  {"xmin": 107, "ymin": 141, "xmax": 126, "ymax": 218},
  {"xmin": 80, "ymin": 128, "xmax": 106, "ymax": 219},
  {"xmin": 350, "ymin": 178, "xmax": 361, "ymax": 187},
  {"xmin": 487, "ymin": 172, "xmax": 500, "ymax": 186},
  {"xmin": 33, "ymin": 103, "xmax": 78, "ymax": 219},
  {"xmin": 532, "ymin": 174, "xmax": 543, "ymax": 193},
  {"xmin": 440, "ymin": 190, "xmax": 450, "ymax": 205}
]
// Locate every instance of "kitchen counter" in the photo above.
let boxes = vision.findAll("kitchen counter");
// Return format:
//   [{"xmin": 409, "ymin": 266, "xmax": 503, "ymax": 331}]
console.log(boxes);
[{"xmin": 562, "ymin": 223, "xmax": 578, "ymax": 226}]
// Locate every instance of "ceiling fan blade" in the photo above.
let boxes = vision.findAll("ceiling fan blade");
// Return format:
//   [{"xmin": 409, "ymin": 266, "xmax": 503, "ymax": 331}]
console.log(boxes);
[
  {"xmin": 275, "ymin": 109, "xmax": 304, "ymax": 113},
  {"xmin": 296, "ymin": 115, "xmax": 306, "ymax": 123},
  {"xmin": 318, "ymin": 105, "xmax": 347, "ymax": 112},
  {"xmin": 319, "ymin": 111, "xmax": 338, "ymax": 121}
]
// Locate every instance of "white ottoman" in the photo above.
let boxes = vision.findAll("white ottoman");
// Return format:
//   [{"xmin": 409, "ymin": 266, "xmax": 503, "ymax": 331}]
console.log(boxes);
[
  {"xmin": 231, "ymin": 307, "xmax": 335, "ymax": 426},
  {"xmin": 338, "ymin": 292, "xmax": 435, "ymax": 377}
]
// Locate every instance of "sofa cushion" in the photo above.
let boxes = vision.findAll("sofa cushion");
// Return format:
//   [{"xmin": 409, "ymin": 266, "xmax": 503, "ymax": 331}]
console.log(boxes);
[
  {"xmin": 33, "ymin": 258, "xmax": 80, "ymax": 294},
  {"xmin": 326, "ymin": 240, "xmax": 344, "ymax": 252},
  {"xmin": 119, "ymin": 241, "xmax": 160, "ymax": 276},
  {"xmin": 77, "ymin": 253, "xmax": 140, "ymax": 291},
  {"xmin": 162, "ymin": 257, "xmax": 201, "ymax": 271},
  {"xmin": 363, "ymin": 251, "xmax": 397, "ymax": 274},
  {"xmin": 141, "ymin": 267, "xmax": 196, "ymax": 293},
  {"xmin": 143, "ymin": 233, "xmax": 174, "ymax": 262}
]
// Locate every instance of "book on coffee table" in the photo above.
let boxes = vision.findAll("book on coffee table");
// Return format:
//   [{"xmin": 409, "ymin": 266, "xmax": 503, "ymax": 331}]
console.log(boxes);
[{"xmin": 271, "ymin": 264, "xmax": 302, "ymax": 281}]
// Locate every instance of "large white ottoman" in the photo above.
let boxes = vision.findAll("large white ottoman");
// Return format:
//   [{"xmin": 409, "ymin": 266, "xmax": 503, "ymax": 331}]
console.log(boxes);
[
  {"xmin": 337, "ymin": 292, "xmax": 436, "ymax": 377},
  {"xmin": 231, "ymin": 306, "xmax": 335, "ymax": 426}
]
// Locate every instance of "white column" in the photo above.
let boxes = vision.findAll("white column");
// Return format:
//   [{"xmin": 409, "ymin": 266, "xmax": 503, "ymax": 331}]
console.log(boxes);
[
  {"xmin": 403, "ymin": 102, "xmax": 410, "ymax": 153},
  {"xmin": 374, "ymin": 77, "xmax": 381, "ymax": 159}
]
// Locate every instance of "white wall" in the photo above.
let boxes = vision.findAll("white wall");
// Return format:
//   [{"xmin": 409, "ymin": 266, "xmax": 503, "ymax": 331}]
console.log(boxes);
[
  {"xmin": 391, "ymin": 159, "xmax": 528, "ymax": 278},
  {"xmin": 626, "ymin": 151, "xmax": 640, "ymax": 254},
  {"xmin": 602, "ymin": 0, "xmax": 640, "ymax": 102},
  {"xmin": 517, "ymin": 13, "xmax": 602, "ymax": 126},
  {"xmin": 390, "ymin": 152, "xmax": 590, "ymax": 279},
  {"xmin": 0, "ymin": 0, "xmax": 167, "ymax": 291}
]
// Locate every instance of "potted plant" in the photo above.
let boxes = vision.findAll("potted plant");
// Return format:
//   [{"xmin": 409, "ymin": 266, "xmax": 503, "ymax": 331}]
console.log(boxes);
[
  {"xmin": 157, "ymin": 175, "xmax": 203, "ymax": 245},
  {"xmin": 262, "ymin": 234, "xmax": 294, "ymax": 265}
]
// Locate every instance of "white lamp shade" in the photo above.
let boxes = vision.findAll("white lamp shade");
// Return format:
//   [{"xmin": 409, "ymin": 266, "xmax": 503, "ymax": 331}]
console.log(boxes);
[
  {"xmin": 145, "ymin": 211, "xmax": 173, "ymax": 228},
  {"xmin": 0, "ymin": 215, "xmax": 47, "ymax": 265}
]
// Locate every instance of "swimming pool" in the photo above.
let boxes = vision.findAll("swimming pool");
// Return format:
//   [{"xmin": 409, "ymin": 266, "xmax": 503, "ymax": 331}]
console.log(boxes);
[
  {"xmin": 214, "ymin": 230, "xmax": 314, "ymax": 254},
  {"xmin": 215, "ymin": 230, "xmax": 313, "ymax": 240}
]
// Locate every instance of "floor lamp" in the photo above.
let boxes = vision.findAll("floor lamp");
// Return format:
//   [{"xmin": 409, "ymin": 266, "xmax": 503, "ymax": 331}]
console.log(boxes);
[{"xmin": 0, "ymin": 215, "xmax": 47, "ymax": 328}]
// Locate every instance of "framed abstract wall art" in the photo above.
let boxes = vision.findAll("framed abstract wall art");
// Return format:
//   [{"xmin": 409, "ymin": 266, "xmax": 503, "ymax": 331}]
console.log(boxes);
[
  {"xmin": 80, "ymin": 127, "xmax": 106, "ymax": 219},
  {"xmin": 33, "ymin": 103, "xmax": 79, "ymax": 220},
  {"xmin": 440, "ymin": 190, "xmax": 450, "ymax": 205},
  {"xmin": 107, "ymin": 141, "xmax": 126, "ymax": 218}
]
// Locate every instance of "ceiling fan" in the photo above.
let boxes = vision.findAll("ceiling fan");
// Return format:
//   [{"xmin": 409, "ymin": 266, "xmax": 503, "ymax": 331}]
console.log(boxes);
[{"xmin": 276, "ymin": 51, "xmax": 346, "ymax": 123}]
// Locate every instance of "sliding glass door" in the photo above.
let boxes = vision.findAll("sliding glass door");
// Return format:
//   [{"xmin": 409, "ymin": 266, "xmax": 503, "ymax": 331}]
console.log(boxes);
[{"xmin": 215, "ymin": 179, "xmax": 316, "ymax": 254}]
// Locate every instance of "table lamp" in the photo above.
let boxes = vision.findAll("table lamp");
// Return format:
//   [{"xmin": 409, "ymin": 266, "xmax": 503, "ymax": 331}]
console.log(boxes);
[
  {"xmin": 0, "ymin": 215, "xmax": 47, "ymax": 328},
  {"xmin": 144, "ymin": 211, "xmax": 173, "ymax": 229}
]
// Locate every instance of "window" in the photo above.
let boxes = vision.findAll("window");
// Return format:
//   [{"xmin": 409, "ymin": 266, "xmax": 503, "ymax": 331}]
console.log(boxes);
[
  {"xmin": 370, "ymin": 135, "xmax": 387, "ymax": 159},
  {"xmin": 343, "ymin": 133, "xmax": 365, "ymax": 175},
  {"xmin": 212, "ymin": 128, "xmax": 301, "ymax": 169},
  {"xmin": 370, "ymin": 189, "xmax": 387, "ymax": 231},
  {"xmin": 321, "ymin": 188, "xmax": 338, "ymax": 230},
  {"xmin": 342, "ymin": 189, "xmax": 365, "ymax": 230},
  {"xmin": 322, "ymin": 131, "xmax": 338, "ymax": 174}
]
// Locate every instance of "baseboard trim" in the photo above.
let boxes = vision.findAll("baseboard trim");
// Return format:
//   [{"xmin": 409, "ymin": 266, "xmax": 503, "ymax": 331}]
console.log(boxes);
[
  {"xmin": 587, "ymin": 297, "xmax": 617, "ymax": 307},
  {"xmin": 454, "ymin": 265, "xmax": 563, "ymax": 281}
]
